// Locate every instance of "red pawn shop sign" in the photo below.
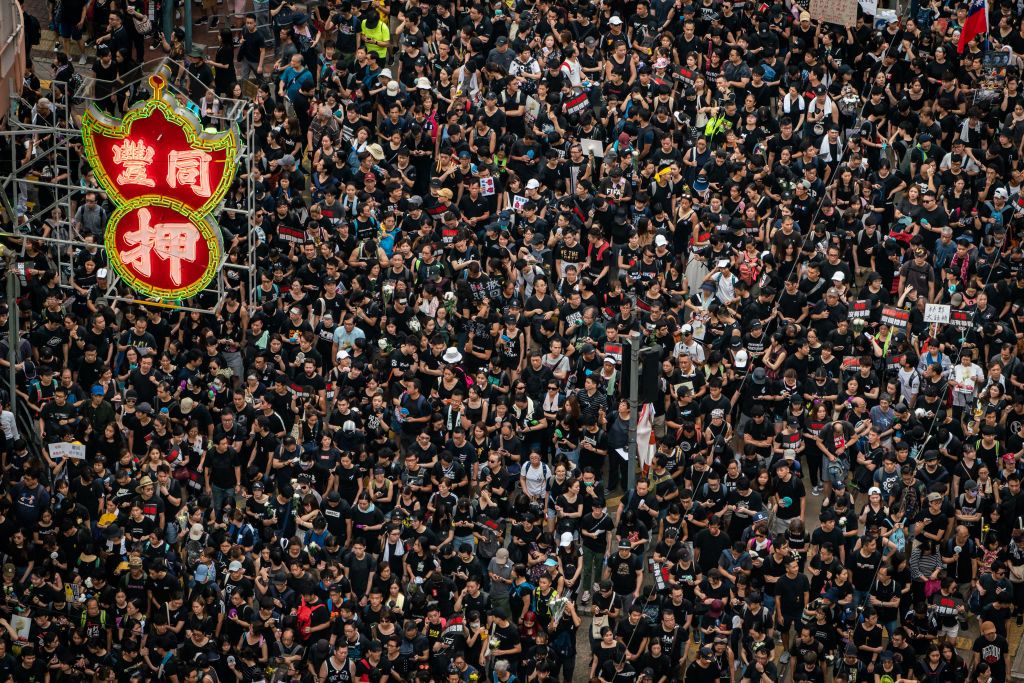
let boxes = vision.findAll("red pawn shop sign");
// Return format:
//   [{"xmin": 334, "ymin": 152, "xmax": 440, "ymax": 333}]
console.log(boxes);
[{"xmin": 81, "ymin": 71, "xmax": 239, "ymax": 300}]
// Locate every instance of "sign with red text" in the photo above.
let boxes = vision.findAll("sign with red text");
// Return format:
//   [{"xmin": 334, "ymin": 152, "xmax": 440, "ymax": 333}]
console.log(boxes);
[{"xmin": 81, "ymin": 70, "xmax": 238, "ymax": 300}]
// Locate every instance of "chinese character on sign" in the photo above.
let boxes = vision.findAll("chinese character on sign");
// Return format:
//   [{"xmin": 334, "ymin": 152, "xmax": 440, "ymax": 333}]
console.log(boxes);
[
  {"xmin": 166, "ymin": 149, "xmax": 213, "ymax": 197},
  {"xmin": 112, "ymin": 139, "xmax": 156, "ymax": 188},
  {"xmin": 121, "ymin": 208, "xmax": 200, "ymax": 286}
]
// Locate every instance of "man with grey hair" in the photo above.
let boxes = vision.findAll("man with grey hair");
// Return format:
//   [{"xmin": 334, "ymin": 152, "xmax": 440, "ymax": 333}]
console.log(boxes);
[
  {"xmin": 308, "ymin": 103, "xmax": 342, "ymax": 151},
  {"xmin": 487, "ymin": 548, "xmax": 514, "ymax": 614},
  {"xmin": 73, "ymin": 191, "xmax": 108, "ymax": 240}
]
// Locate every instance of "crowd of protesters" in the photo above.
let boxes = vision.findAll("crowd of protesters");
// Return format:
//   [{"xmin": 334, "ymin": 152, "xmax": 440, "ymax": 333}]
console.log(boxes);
[{"xmin": 7, "ymin": 0, "xmax": 1024, "ymax": 680}]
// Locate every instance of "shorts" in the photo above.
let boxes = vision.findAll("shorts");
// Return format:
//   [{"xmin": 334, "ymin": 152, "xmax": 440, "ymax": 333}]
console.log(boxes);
[
  {"xmin": 58, "ymin": 21, "xmax": 83, "ymax": 40},
  {"xmin": 778, "ymin": 614, "xmax": 800, "ymax": 631},
  {"xmin": 937, "ymin": 623, "xmax": 959, "ymax": 639}
]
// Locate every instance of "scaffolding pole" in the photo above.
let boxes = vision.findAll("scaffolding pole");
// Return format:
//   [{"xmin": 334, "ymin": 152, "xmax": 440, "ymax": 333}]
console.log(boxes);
[{"xmin": 2, "ymin": 60, "xmax": 259, "ymax": 315}]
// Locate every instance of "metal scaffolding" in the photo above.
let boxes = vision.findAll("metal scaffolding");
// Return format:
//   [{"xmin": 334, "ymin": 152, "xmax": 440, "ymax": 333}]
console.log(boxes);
[{"xmin": 0, "ymin": 56, "xmax": 259, "ymax": 314}]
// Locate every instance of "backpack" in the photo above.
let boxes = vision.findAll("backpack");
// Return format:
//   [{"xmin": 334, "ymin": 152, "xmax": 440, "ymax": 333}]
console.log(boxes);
[
  {"xmin": 475, "ymin": 517, "xmax": 501, "ymax": 561},
  {"xmin": 296, "ymin": 597, "xmax": 325, "ymax": 641},
  {"xmin": 80, "ymin": 609, "xmax": 107, "ymax": 630}
]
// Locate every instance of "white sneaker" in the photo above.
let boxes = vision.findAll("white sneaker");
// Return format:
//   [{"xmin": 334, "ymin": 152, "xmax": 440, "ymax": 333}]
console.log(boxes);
[
  {"xmin": 580, "ymin": 591, "xmax": 591, "ymax": 604},
  {"xmin": 79, "ymin": 53, "xmax": 88, "ymax": 64},
  {"xmin": 779, "ymin": 653, "xmax": 791, "ymax": 664},
  {"xmin": 811, "ymin": 485, "xmax": 823, "ymax": 496}
]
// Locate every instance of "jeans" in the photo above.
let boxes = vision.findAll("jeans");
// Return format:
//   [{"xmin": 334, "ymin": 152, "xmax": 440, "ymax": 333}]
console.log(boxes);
[
  {"xmin": 211, "ymin": 484, "xmax": 235, "ymax": 513},
  {"xmin": 239, "ymin": 60, "xmax": 262, "ymax": 83},
  {"xmin": 253, "ymin": 0, "xmax": 269, "ymax": 26},
  {"xmin": 883, "ymin": 620, "xmax": 898, "ymax": 638},
  {"xmin": 582, "ymin": 545, "xmax": 605, "ymax": 592}
]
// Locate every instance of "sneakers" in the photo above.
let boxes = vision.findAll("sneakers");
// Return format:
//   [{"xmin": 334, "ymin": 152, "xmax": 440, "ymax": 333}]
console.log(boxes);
[
  {"xmin": 580, "ymin": 591, "xmax": 591, "ymax": 604},
  {"xmin": 779, "ymin": 653, "xmax": 791, "ymax": 664},
  {"xmin": 196, "ymin": 16, "xmax": 207, "ymax": 24},
  {"xmin": 210, "ymin": 17, "xmax": 220, "ymax": 27},
  {"xmin": 811, "ymin": 485, "xmax": 823, "ymax": 496},
  {"xmin": 79, "ymin": 53, "xmax": 88, "ymax": 64}
]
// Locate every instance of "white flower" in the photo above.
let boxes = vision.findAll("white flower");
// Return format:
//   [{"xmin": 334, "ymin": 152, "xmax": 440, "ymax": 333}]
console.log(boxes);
[{"xmin": 378, "ymin": 338, "xmax": 389, "ymax": 350}]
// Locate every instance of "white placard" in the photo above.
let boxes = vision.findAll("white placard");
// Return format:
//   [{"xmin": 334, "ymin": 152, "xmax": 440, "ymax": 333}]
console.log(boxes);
[
  {"xmin": 858, "ymin": 0, "xmax": 877, "ymax": 14},
  {"xmin": 10, "ymin": 615, "xmax": 30, "ymax": 640},
  {"xmin": 48, "ymin": 442, "xmax": 86, "ymax": 460},
  {"xmin": 580, "ymin": 138, "xmax": 606, "ymax": 157},
  {"xmin": 479, "ymin": 176, "xmax": 495, "ymax": 196},
  {"xmin": 809, "ymin": 0, "xmax": 858, "ymax": 26},
  {"xmin": 924, "ymin": 304, "xmax": 951, "ymax": 324},
  {"xmin": 525, "ymin": 96, "xmax": 541, "ymax": 126}
]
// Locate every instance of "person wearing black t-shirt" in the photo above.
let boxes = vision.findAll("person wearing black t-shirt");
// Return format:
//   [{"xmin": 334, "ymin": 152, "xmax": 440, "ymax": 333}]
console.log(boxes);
[
  {"xmin": 685, "ymin": 646, "xmax": 722, "ymax": 683},
  {"xmin": 693, "ymin": 517, "xmax": 731, "ymax": 575},
  {"xmin": 774, "ymin": 557, "xmax": 810, "ymax": 661},
  {"xmin": 771, "ymin": 460, "xmax": 805, "ymax": 534}
]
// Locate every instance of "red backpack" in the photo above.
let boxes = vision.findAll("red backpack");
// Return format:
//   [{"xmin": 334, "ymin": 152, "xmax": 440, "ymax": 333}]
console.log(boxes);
[{"xmin": 296, "ymin": 597, "xmax": 326, "ymax": 641}]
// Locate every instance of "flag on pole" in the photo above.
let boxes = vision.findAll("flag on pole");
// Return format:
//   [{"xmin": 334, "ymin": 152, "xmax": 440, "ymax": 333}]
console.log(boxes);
[
  {"xmin": 958, "ymin": 0, "xmax": 988, "ymax": 53},
  {"xmin": 636, "ymin": 403, "xmax": 656, "ymax": 476}
]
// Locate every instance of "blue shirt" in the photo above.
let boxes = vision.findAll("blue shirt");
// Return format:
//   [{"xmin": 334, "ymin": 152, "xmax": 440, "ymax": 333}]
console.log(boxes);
[{"xmin": 280, "ymin": 66, "xmax": 313, "ymax": 101}]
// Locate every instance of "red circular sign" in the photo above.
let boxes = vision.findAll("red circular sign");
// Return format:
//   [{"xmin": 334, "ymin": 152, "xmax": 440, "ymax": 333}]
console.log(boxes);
[{"xmin": 105, "ymin": 204, "xmax": 219, "ymax": 299}]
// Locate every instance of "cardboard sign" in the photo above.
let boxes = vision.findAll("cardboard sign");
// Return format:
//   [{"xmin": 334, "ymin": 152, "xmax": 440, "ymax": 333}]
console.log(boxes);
[
  {"xmin": 950, "ymin": 309, "xmax": 974, "ymax": 330},
  {"xmin": 848, "ymin": 300, "xmax": 871, "ymax": 319},
  {"xmin": 881, "ymin": 306, "xmax": 910, "ymax": 328},
  {"xmin": 858, "ymin": 0, "xmax": 877, "ymax": 15},
  {"xmin": 512, "ymin": 194, "xmax": 528, "ymax": 211},
  {"xmin": 924, "ymin": 304, "xmax": 951, "ymax": 324},
  {"xmin": 809, "ymin": 0, "xmax": 858, "ymax": 26}
]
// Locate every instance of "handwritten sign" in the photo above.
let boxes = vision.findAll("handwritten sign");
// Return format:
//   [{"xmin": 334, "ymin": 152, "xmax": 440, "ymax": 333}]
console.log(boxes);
[
  {"xmin": 858, "ymin": 0, "xmax": 877, "ymax": 15},
  {"xmin": 881, "ymin": 306, "xmax": 910, "ymax": 329},
  {"xmin": 950, "ymin": 309, "xmax": 974, "ymax": 330},
  {"xmin": 848, "ymin": 300, "xmax": 871, "ymax": 319},
  {"xmin": 809, "ymin": 0, "xmax": 858, "ymax": 26},
  {"xmin": 924, "ymin": 304, "xmax": 950, "ymax": 324},
  {"xmin": 48, "ymin": 442, "xmax": 86, "ymax": 460}
]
